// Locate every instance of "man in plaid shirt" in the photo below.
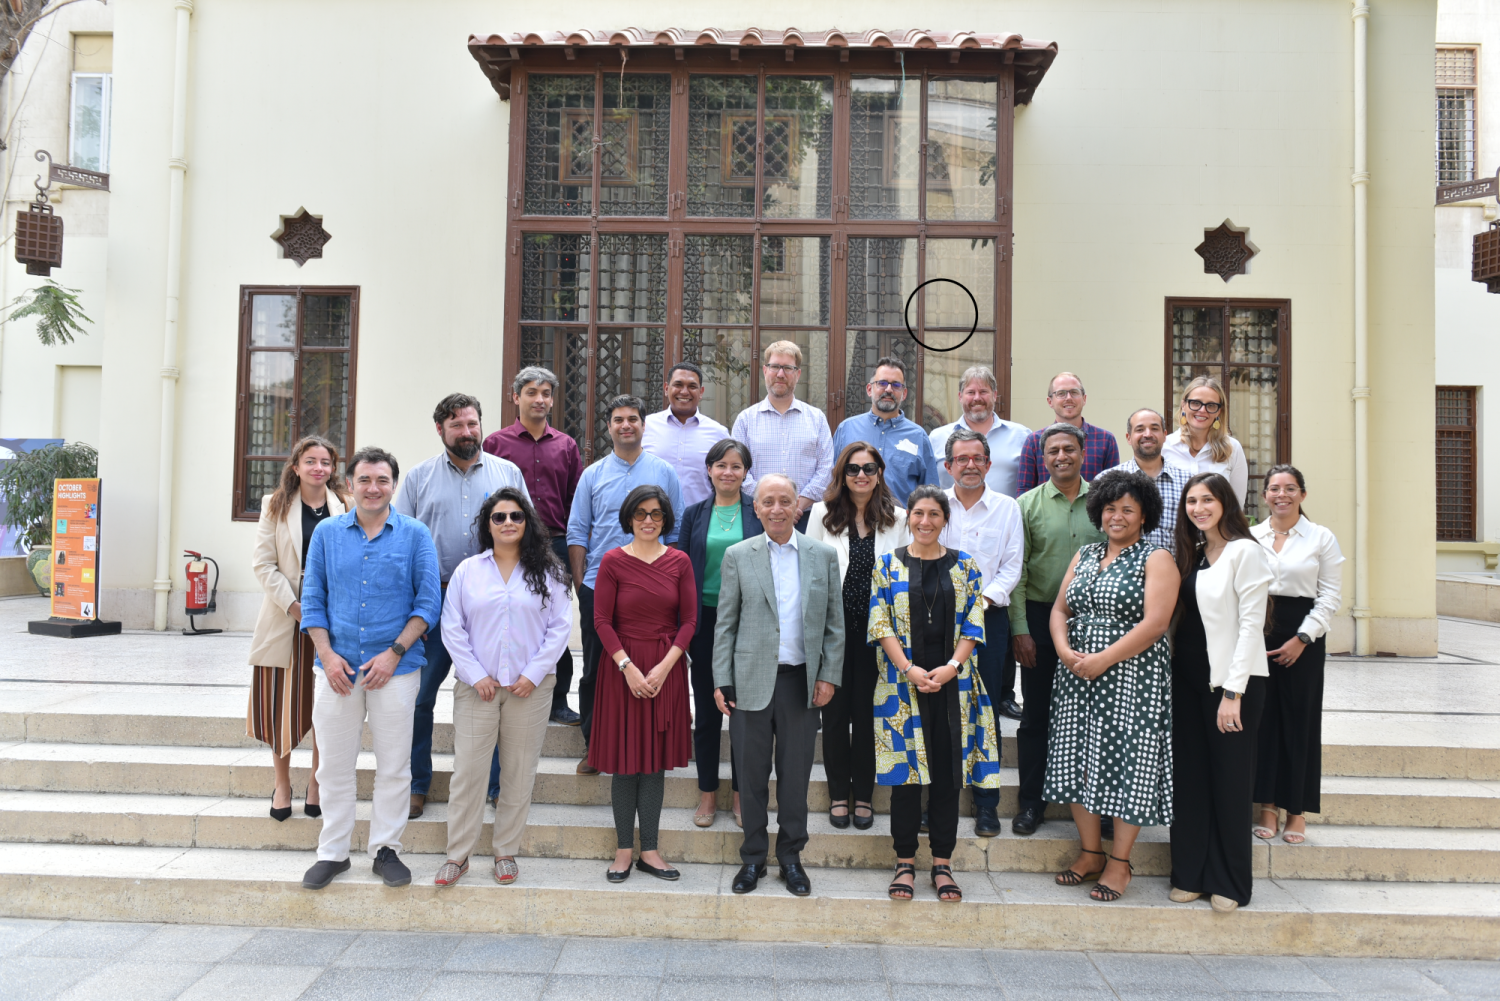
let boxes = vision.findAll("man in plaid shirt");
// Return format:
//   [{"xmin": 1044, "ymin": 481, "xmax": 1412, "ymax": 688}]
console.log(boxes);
[
  {"xmin": 1015, "ymin": 372, "xmax": 1120, "ymax": 494},
  {"xmin": 1106, "ymin": 407, "xmax": 1190, "ymax": 556}
]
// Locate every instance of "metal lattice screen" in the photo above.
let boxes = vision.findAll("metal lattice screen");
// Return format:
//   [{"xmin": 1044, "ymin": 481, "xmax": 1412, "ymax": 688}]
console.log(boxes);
[
  {"xmin": 1436, "ymin": 48, "xmax": 1477, "ymax": 186},
  {"xmin": 1437, "ymin": 386, "xmax": 1478, "ymax": 541}
]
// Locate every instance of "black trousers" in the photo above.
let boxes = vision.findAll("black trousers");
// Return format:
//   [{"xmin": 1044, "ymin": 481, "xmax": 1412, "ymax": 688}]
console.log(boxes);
[
  {"xmin": 1016, "ymin": 600, "xmax": 1059, "ymax": 813},
  {"xmin": 577, "ymin": 584, "xmax": 600, "ymax": 747},
  {"xmin": 1254, "ymin": 596, "xmax": 1324, "ymax": 816},
  {"xmin": 729, "ymin": 668, "xmax": 819, "ymax": 866},
  {"xmin": 549, "ymin": 536, "xmax": 575, "ymax": 715},
  {"xmin": 688, "ymin": 604, "xmax": 738, "ymax": 794},
  {"xmin": 890, "ymin": 681, "xmax": 960, "ymax": 859},
  {"xmin": 821, "ymin": 610, "xmax": 878, "ymax": 803},
  {"xmin": 1170, "ymin": 673, "xmax": 1267, "ymax": 906}
]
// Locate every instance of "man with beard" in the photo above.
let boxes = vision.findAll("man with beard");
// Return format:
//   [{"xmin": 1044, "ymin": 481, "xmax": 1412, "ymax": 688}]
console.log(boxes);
[
  {"xmin": 831, "ymin": 356, "xmax": 939, "ymax": 507},
  {"xmin": 1107, "ymin": 408, "xmax": 1189, "ymax": 556},
  {"xmin": 929, "ymin": 365, "xmax": 1031, "ymax": 499},
  {"xmin": 395, "ymin": 393, "xmax": 530, "ymax": 819},
  {"xmin": 731, "ymin": 341, "xmax": 834, "ymax": 532},
  {"xmin": 642, "ymin": 361, "xmax": 728, "ymax": 509}
]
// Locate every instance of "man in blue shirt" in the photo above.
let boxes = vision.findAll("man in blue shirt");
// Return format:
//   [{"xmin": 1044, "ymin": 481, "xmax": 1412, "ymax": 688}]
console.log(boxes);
[
  {"xmin": 831, "ymin": 356, "xmax": 939, "ymax": 508},
  {"xmin": 300, "ymin": 446, "xmax": 441, "ymax": 892},
  {"xmin": 567, "ymin": 394, "xmax": 683, "ymax": 772}
]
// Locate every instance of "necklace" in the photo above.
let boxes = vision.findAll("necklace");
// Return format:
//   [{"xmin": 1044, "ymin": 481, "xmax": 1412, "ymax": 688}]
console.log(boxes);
[
  {"xmin": 627, "ymin": 541, "xmax": 664, "ymax": 562},
  {"xmin": 915, "ymin": 555, "xmax": 943, "ymax": 619},
  {"xmin": 714, "ymin": 502, "xmax": 739, "ymax": 530}
]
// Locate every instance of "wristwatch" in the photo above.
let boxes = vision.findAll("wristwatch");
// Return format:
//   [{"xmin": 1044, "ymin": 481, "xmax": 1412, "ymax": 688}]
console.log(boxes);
[
  {"xmin": 1296, "ymin": 631, "xmax": 1313, "ymax": 645},
  {"xmin": 389, "ymin": 641, "xmax": 407, "ymax": 658},
  {"xmin": 1222, "ymin": 690, "xmax": 1242, "ymax": 701},
  {"xmin": 945, "ymin": 660, "xmax": 961, "ymax": 672}
]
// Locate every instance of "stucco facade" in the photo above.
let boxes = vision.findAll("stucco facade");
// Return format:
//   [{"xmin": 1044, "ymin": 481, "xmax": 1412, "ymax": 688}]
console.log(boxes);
[{"xmin": 95, "ymin": 0, "xmax": 1437, "ymax": 654}]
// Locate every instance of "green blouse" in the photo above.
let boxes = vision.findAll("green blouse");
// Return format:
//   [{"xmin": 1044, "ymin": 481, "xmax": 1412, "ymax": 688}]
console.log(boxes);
[{"xmin": 702, "ymin": 504, "xmax": 744, "ymax": 608}]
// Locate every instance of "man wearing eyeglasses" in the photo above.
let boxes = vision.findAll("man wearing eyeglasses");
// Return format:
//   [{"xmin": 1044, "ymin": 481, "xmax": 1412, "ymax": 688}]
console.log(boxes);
[
  {"xmin": 567, "ymin": 394, "xmax": 684, "ymax": 773},
  {"xmin": 393, "ymin": 394, "xmax": 531, "ymax": 820},
  {"xmin": 731, "ymin": 341, "xmax": 835, "ymax": 531},
  {"xmin": 831, "ymin": 356, "xmax": 939, "ymax": 507},
  {"xmin": 1015, "ymin": 372, "xmax": 1120, "ymax": 495},
  {"xmin": 929, "ymin": 365, "xmax": 1031, "ymax": 498}
]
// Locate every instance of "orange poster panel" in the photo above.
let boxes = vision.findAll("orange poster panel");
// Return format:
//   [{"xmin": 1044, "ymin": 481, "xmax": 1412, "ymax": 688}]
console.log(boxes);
[{"xmin": 50, "ymin": 478, "xmax": 99, "ymax": 620}]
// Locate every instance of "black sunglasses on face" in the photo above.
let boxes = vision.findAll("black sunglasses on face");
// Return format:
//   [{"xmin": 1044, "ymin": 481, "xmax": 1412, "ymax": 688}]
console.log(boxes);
[
  {"xmin": 490, "ymin": 510, "xmax": 527, "ymax": 524},
  {"xmin": 844, "ymin": 462, "xmax": 880, "ymax": 477}
]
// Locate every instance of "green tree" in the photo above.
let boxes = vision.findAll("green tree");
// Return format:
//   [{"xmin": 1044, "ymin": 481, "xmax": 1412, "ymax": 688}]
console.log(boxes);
[
  {"xmin": 3, "ymin": 280, "xmax": 92, "ymax": 345},
  {"xmin": 0, "ymin": 441, "xmax": 96, "ymax": 548}
]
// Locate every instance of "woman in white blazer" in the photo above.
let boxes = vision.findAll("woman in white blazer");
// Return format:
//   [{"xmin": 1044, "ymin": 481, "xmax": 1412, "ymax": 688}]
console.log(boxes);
[
  {"xmin": 807, "ymin": 442, "xmax": 911, "ymax": 830},
  {"xmin": 247, "ymin": 436, "xmax": 347, "ymax": 822},
  {"xmin": 1167, "ymin": 471, "xmax": 1272, "ymax": 914},
  {"xmin": 1161, "ymin": 376, "xmax": 1250, "ymax": 509}
]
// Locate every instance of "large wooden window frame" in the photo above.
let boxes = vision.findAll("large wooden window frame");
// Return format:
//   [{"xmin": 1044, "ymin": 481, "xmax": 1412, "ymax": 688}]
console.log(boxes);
[
  {"xmin": 500, "ymin": 49, "xmax": 1015, "ymax": 458},
  {"xmin": 232, "ymin": 285, "xmax": 361, "ymax": 521}
]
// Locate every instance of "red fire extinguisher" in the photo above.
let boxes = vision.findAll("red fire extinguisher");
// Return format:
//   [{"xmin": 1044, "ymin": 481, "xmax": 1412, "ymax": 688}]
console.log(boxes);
[{"xmin": 183, "ymin": 550, "xmax": 222, "ymax": 636}]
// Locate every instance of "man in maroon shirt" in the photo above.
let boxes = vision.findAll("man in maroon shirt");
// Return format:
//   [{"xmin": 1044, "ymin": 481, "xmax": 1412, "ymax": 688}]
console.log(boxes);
[{"xmin": 483, "ymin": 366, "xmax": 584, "ymax": 725}]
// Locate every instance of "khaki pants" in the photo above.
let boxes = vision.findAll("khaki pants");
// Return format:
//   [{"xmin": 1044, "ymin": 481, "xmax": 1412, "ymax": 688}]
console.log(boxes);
[{"xmin": 446, "ymin": 675, "xmax": 556, "ymax": 860}]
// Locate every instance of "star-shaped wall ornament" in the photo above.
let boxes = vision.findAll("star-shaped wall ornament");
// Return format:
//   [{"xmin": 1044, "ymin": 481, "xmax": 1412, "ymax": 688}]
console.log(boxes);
[
  {"xmin": 1195, "ymin": 220, "xmax": 1257, "ymax": 282},
  {"xmin": 272, "ymin": 209, "xmax": 331, "ymax": 266}
]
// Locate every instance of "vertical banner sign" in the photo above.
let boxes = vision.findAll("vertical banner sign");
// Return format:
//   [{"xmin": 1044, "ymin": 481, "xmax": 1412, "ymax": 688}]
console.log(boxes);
[{"xmin": 49, "ymin": 478, "xmax": 100, "ymax": 620}]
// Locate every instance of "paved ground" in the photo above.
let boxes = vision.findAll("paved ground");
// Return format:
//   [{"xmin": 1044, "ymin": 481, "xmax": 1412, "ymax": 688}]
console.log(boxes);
[{"xmin": 1, "ymin": 918, "xmax": 1497, "ymax": 1001}]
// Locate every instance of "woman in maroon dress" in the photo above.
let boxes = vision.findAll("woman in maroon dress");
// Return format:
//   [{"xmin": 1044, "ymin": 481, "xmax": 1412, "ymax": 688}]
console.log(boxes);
[{"xmin": 589, "ymin": 485, "xmax": 696, "ymax": 882}]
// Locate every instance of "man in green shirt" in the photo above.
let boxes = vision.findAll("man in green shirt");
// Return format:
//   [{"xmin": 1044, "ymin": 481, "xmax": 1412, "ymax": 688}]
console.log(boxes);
[{"xmin": 1008, "ymin": 422, "xmax": 1106, "ymax": 836}]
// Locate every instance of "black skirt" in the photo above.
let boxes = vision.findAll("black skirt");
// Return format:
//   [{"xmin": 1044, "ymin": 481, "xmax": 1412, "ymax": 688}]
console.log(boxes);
[{"xmin": 1253, "ymin": 595, "xmax": 1324, "ymax": 814}]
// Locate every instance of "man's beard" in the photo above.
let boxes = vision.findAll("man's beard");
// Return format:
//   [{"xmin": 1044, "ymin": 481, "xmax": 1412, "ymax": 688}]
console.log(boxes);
[
  {"xmin": 1134, "ymin": 443, "xmax": 1161, "ymax": 460},
  {"xmin": 875, "ymin": 396, "xmax": 900, "ymax": 413},
  {"xmin": 449, "ymin": 438, "xmax": 481, "ymax": 460}
]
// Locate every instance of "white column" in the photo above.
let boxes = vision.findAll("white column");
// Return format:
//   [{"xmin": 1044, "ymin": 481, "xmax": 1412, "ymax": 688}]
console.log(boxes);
[
  {"xmin": 153, "ymin": 0, "xmax": 193, "ymax": 631},
  {"xmin": 1351, "ymin": 2, "xmax": 1371, "ymax": 655}
]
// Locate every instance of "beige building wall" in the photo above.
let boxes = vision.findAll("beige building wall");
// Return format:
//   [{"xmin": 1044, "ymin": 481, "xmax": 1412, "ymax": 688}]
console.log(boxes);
[{"xmin": 99, "ymin": 0, "xmax": 1437, "ymax": 653}]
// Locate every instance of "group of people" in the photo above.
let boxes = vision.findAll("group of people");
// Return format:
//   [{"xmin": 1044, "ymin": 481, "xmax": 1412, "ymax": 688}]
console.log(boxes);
[{"xmin": 245, "ymin": 341, "xmax": 1343, "ymax": 910}]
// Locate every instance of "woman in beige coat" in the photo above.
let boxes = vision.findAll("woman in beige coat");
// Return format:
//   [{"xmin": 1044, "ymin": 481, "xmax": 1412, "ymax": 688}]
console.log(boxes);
[{"xmin": 248, "ymin": 436, "xmax": 347, "ymax": 821}]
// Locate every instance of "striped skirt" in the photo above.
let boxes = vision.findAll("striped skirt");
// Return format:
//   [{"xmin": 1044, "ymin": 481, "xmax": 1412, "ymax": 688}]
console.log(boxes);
[{"xmin": 247, "ymin": 631, "xmax": 316, "ymax": 758}]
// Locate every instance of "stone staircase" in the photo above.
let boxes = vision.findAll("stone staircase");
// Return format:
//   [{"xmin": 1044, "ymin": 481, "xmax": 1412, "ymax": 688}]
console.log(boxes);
[{"xmin": 1, "ymin": 694, "xmax": 1499, "ymax": 958}]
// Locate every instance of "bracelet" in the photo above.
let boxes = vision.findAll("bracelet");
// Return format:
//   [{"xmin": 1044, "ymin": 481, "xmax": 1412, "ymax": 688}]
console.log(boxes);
[{"xmin": 617, "ymin": 658, "xmax": 633, "ymax": 672}]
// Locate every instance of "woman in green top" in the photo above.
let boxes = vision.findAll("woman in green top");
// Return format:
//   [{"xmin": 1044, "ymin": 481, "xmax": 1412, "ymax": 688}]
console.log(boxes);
[{"xmin": 678, "ymin": 439, "xmax": 763, "ymax": 827}]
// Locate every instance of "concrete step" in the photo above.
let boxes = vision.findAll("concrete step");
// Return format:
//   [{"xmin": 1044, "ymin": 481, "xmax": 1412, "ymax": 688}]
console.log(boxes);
[
  {"xmin": 1, "ymin": 843, "xmax": 1497, "ymax": 959},
  {"xmin": 5, "ymin": 743, "xmax": 1497, "ymax": 830},
  {"xmin": 2, "ymin": 790, "xmax": 1497, "ymax": 884}
]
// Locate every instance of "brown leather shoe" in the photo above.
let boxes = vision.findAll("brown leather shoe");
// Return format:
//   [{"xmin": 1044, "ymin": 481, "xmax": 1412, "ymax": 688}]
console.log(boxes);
[
  {"xmin": 576, "ymin": 757, "xmax": 600, "ymax": 775},
  {"xmin": 409, "ymin": 793, "xmax": 425, "ymax": 819}
]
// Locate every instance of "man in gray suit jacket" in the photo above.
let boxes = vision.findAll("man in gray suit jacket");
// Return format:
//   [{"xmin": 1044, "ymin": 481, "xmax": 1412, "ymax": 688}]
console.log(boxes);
[{"xmin": 712, "ymin": 473, "xmax": 844, "ymax": 896}]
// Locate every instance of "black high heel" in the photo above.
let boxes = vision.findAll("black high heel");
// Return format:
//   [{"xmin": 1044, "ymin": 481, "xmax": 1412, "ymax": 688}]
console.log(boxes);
[
  {"xmin": 303, "ymin": 802, "xmax": 322, "ymax": 819},
  {"xmin": 269, "ymin": 804, "xmax": 292, "ymax": 822}
]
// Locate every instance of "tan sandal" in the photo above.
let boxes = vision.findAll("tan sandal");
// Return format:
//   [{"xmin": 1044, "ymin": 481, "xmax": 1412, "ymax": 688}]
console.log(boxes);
[{"xmin": 1253, "ymin": 806, "xmax": 1279, "ymax": 840}]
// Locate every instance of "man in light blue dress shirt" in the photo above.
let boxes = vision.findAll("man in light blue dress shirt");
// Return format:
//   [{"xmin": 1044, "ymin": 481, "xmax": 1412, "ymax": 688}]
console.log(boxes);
[
  {"xmin": 832, "ymin": 355, "xmax": 940, "ymax": 508},
  {"xmin": 567, "ymin": 394, "xmax": 683, "ymax": 770},
  {"xmin": 929, "ymin": 364, "xmax": 1031, "ymax": 498},
  {"xmin": 642, "ymin": 361, "xmax": 729, "ymax": 509}
]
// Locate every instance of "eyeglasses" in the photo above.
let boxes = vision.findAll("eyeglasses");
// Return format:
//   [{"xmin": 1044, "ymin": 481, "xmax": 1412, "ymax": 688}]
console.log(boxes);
[
  {"xmin": 872, "ymin": 380, "xmax": 905, "ymax": 392},
  {"xmin": 1185, "ymin": 399, "xmax": 1223, "ymax": 414},
  {"xmin": 765, "ymin": 364, "xmax": 800, "ymax": 374},
  {"xmin": 489, "ymin": 510, "xmax": 527, "ymax": 524},
  {"xmin": 631, "ymin": 509, "xmax": 666, "ymax": 523},
  {"xmin": 949, "ymin": 455, "xmax": 987, "ymax": 466},
  {"xmin": 1049, "ymin": 389, "xmax": 1083, "ymax": 400},
  {"xmin": 1265, "ymin": 485, "xmax": 1302, "ymax": 495},
  {"xmin": 844, "ymin": 462, "xmax": 880, "ymax": 477}
]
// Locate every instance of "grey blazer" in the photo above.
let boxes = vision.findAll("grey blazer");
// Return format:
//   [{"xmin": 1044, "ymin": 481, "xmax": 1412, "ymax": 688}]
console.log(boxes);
[{"xmin": 710, "ymin": 531, "xmax": 845, "ymax": 712}]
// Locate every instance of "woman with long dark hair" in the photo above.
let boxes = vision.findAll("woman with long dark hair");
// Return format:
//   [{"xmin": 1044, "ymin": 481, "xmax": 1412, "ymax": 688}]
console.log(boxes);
[
  {"xmin": 807, "ymin": 442, "xmax": 910, "ymax": 830},
  {"xmin": 248, "ymin": 436, "xmax": 349, "ymax": 821},
  {"xmin": 1250, "ymin": 465, "xmax": 1343, "ymax": 846},
  {"xmin": 433, "ymin": 488, "xmax": 570, "ymax": 887},
  {"xmin": 1168, "ymin": 472, "xmax": 1272, "ymax": 913}
]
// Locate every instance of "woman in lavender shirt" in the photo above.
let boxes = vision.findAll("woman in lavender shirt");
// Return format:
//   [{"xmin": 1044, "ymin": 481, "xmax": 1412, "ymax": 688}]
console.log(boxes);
[{"xmin": 433, "ymin": 488, "xmax": 571, "ymax": 887}]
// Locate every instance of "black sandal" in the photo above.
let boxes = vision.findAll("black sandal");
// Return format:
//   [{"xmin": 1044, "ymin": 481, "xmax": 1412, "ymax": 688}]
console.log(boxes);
[
  {"xmin": 1090, "ymin": 854, "xmax": 1133, "ymax": 902},
  {"xmin": 930, "ymin": 864, "xmax": 962, "ymax": 902},
  {"xmin": 888, "ymin": 862, "xmax": 916, "ymax": 900},
  {"xmin": 1055, "ymin": 848, "xmax": 1106, "ymax": 886}
]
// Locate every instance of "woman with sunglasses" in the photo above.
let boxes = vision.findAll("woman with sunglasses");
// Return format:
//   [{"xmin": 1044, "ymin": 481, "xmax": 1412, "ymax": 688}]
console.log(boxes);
[
  {"xmin": 433, "ymin": 488, "xmax": 569, "ymax": 888},
  {"xmin": 1161, "ymin": 376, "xmax": 1249, "ymax": 508},
  {"xmin": 589, "ymin": 485, "xmax": 697, "ymax": 882},
  {"xmin": 807, "ymin": 443, "xmax": 911, "ymax": 830}
]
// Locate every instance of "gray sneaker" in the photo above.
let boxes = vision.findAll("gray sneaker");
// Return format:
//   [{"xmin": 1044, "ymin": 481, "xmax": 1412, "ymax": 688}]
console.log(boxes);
[
  {"xmin": 372, "ymin": 846, "xmax": 411, "ymax": 887},
  {"xmin": 302, "ymin": 858, "xmax": 350, "ymax": 890}
]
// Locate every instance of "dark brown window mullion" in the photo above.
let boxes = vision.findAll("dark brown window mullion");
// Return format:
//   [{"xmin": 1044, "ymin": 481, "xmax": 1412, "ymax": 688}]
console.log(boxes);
[
  {"xmin": 290, "ymin": 288, "xmax": 305, "ymax": 445},
  {"xmin": 668, "ymin": 64, "xmax": 688, "ymax": 223},
  {"xmin": 912, "ymin": 69, "xmax": 930, "ymax": 422},
  {"xmin": 826, "ymin": 70, "xmax": 851, "ymax": 423},
  {"xmin": 502, "ymin": 71, "xmax": 530, "ymax": 427},
  {"xmin": 583, "ymin": 65, "xmax": 604, "ymax": 462},
  {"xmin": 667, "ymin": 226, "xmax": 685, "ymax": 375}
]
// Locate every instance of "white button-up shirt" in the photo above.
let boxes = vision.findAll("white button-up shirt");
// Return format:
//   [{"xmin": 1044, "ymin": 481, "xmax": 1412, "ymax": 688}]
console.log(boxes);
[
  {"xmin": 642, "ymin": 407, "xmax": 729, "ymax": 509},
  {"xmin": 930, "ymin": 413, "xmax": 1032, "ymax": 498},
  {"xmin": 1250, "ymin": 515, "xmax": 1345, "ymax": 641},
  {"xmin": 940, "ymin": 487, "xmax": 1024, "ymax": 608},
  {"xmin": 766, "ymin": 533, "xmax": 806, "ymax": 665},
  {"xmin": 440, "ymin": 550, "xmax": 572, "ymax": 687},
  {"xmin": 732, "ymin": 396, "xmax": 836, "ymax": 503}
]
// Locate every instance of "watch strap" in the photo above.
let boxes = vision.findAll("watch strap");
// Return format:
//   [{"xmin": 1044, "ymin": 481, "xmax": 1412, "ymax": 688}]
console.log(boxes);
[
  {"xmin": 389, "ymin": 641, "xmax": 407, "ymax": 658},
  {"xmin": 1296, "ymin": 631, "xmax": 1313, "ymax": 645}
]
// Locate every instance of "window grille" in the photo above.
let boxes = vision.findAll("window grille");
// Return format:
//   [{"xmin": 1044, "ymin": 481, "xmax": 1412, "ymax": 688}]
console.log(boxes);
[
  {"xmin": 1437, "ymin": 386, "xmax": 1478, "ymax": 541},
  {"xmin": 1437, "ymin": 48, "xmax": 1478, "ymax": 185}
]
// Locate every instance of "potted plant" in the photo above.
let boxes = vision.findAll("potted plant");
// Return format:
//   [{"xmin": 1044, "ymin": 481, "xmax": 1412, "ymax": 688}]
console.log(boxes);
[{"xmin": 0, "ymin": 442, "xmax": 97, "ymax": 595}]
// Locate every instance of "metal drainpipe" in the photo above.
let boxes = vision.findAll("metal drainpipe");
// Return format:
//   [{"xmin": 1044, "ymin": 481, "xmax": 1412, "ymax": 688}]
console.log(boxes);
[
  {"xmin": 152, "ymin": 0, "xmax": 193, "ymax": 631},
  {"xmin": 1351, "ymin": 2, "xmax": 1372, "ymax": 655}
]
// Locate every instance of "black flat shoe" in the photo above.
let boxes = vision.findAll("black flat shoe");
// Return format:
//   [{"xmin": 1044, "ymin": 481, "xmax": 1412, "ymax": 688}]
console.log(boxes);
[
  {"xmin": 852, "ymin": 802, "xmax": 874, "ymax": 831},
  {"xmin": 1011, "ymin": 806, "xmax": 1043, "ymax": 836},
  {"xmin": 606, "ymin": 864, "xmax": 632, "ymax": 883},
  {"xmin": 270, "ymin": 805, "xmax": 292, "ymax": 822},
  {"xmin": 732, "ymin": 863, "xmax": 766, "ymax": 893},
  {"xmin": 303, "ymin": 803, "xmax": 322, "ymax": 819},
  {"xmin": 975, "ymin": 809, "xmax": 1001, "ymax": 837},
  {"xmin": 779, "ymin": 861, "xmax": 811, "ymax": 896},
  {"xmin": 634, "ymin": 859, "xmax": 681, "ymax": 881},
  {"xmin": 372, "ymin": 846, "xmax": 411, "ymax": 887},
  {"xmin": 997, "ymin": 699, "xmax": 1023, "ymax": 721},
  {"xmin": 828, "ymin": 800, "xmax": 851, "ymax": 829},
  {"xmin": 301, "ymin": 857, "xmax": 350, "ymax": 890}
]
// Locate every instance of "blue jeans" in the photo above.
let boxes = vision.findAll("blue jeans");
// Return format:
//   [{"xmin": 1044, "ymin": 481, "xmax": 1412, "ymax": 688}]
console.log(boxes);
[
  {"xmin": 971, "ymin": 605, "xmax": 1011, "ymax": 814},
  {"xmin": 411, "ymin": 618, "xmax": 500, "ymax": 798}
]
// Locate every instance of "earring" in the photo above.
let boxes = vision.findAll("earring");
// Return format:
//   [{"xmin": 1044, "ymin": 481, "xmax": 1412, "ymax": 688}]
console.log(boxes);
[
  {"xmin": 1212, "ymin": 419, "xmax": 1221, "ymax": 430},
  {"xmin": 1180, "ymin": 412, "xmax": 1188, "ymax": 426}
]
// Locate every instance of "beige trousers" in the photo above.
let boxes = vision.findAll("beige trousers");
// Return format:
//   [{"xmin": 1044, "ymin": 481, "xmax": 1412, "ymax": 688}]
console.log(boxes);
[{"xmin": 446, "ymin": 675, "xmax": 556, "ymax": 860}]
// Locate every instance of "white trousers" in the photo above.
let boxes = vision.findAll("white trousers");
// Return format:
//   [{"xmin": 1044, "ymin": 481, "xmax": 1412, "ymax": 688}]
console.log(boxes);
[
  {"xmin": 311, "ymin": 667, "xmax": 420, "ymax": 861},
  {"xmin": 446, "ymin": 675, "xmax": 556, "ymax": 860}
]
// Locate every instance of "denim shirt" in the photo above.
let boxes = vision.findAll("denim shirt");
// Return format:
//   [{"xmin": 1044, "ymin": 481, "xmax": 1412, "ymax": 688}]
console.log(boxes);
[
  {"xmin": 300, "ymin": 510, "xmax": 443, "ymax": 675},
  {"xmin": 831, "ymin": 411, "xmax": 941, "ymax": 506}
]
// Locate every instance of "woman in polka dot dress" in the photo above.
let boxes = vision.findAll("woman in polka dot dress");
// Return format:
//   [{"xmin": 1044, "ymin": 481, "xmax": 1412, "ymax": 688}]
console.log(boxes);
[{"xmin": 1044, "ymin": 469, "xmax": 1180, "ymax": 902}]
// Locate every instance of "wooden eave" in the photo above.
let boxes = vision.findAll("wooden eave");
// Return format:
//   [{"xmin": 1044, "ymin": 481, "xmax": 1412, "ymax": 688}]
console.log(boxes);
[{"xmin": 467, "ymin": 27, "xmax": 1058, "ymax": 103}]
